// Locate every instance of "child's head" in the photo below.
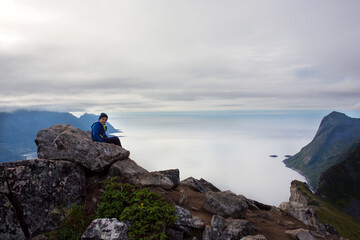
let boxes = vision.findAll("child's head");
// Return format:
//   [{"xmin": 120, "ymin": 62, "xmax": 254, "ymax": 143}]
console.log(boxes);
[{"xmin": 99, "ymin": 113, "xmax": 108, "ymax": 125}]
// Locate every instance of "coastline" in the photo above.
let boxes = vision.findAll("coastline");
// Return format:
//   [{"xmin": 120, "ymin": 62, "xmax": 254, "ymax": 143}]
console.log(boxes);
[{"xmin": 282, "ymin": 159, "xmax": 315, "ymax": 193}]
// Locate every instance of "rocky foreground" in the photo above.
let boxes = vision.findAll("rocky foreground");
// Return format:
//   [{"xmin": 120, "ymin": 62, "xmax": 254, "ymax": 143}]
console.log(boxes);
[{"xmin": 0, "ymin": 125, "xmax": 346, "ymax": 240}]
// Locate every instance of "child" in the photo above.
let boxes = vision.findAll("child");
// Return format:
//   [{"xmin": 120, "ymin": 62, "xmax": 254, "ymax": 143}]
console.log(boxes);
[{"xmin": 91, "ymin": 113, "xmax": 122, "ymax": 147}]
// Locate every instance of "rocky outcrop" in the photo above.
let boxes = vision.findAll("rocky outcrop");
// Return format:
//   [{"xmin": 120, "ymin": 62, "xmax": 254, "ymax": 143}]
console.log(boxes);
[
  {"xmin": 180, "ymin": 177, "xmax": 221, "ymax": 193},
  {"xmin": 202, "ymin": 215, "xmax": 255, "ymax": 240},
  {"xmin": 128, "ymin": 169, "xmax": 180, "ymax": 190},
  {"xmin": 108, "ymin": 158, "xmax": 148, "ymax": 181},
  {"xmin": 81, "ymin": 218, "xmax": 130, "ymax": 240},
  {"xmin": 203, "ymin": 190, "xmax": 248, "ymax": 219},
  {"xmin": 35, "ymin": 124, "xmax": 130, "ymax": 172},
  {"xmin": 174, "ymin": 205, "xmax": 205, "ymax": 230},
  {"xmin": 280, "ymin": 181, "xmax": 327, "ymax": 235},
  {"xmin": 0, "ymin": 194, "xmax": 25, "ymax": 240},
  {"xmin": 0, "ymin": 159, "xmax": 85, "ymax": 237}
]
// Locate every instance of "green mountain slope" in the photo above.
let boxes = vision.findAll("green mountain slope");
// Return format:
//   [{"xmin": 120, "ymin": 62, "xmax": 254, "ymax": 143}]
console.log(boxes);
[
  {"xmin": 294, "ymin": 180, "xmax": 360, "ymax": 240},
  {"xmin": 316, "ymin": 143, "xmax": 360, "ymax": 223},
  {"xmin": 284, "ymin": 111, "xmax": 360, "ymax": 190}
]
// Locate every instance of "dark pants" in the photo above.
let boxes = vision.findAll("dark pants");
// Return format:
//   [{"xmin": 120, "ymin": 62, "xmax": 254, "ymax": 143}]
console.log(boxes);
[{"xmin": 104, "ymin": 136, "xmax": 122, "ymax": 147}]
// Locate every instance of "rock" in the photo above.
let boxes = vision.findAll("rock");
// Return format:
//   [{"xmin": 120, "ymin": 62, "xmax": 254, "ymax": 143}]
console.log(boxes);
[
  {"xmin": 221, "ymin": 219, "xmax": 255, "ymax": 240},
  {"xmin": 167, "ymin": 228, "xmax": 184, "ymax": 240},
  {"xmin": 108, "ymin": 158, "xmax": 148, "ymax": 181},
  {"xmin": 241, "ymin": 234, "xmax": 267, "ymax": 240},
  {"xmin": 179, "ymin": 190, "xmax": 188, "ymax": 205},
  {"xmin": 289, "ymin": 181, "xmax": 309, "ymax": 205},
  {"xmin": 245, "ymin": 198, "xmax": 273, "ymax": 211},
  {"xmin": 0, "ymin": 194, "xmax": 26, "ymax": 240},
  {"xmin": 202, "ymin": 226, "xmax": 213, "ymax": 240},
  {"xmin": 198, "ymin": 178, "xmax": 221, "ymax": 192},
  {"xmin": 174, "ymin": 205, "xmax": 205, "ymax": 229},
  {"xmin": 203, "ymin": 191, "xmax": 248, "ymax": 219},
  {"xmin": 128, "ymin": 169, "xmax": 180, "ymax": 190},
  {"xmin": 277, "ymin": 219, "xmax": 295, "ymax": 227},
  {"xmin": 285, "ymin": 228, "xmax": 315, "ymax": 240},
  {"xmin": 211, "ymin": 215, "xmax": 225, "ymax": 240},
  {"xmin": 35, "ymin": 124, "xmax": 130, "ymax": 172},
  {"xmin": 81, "ymin": 218, "xmax": 129, "ymax": 240},
  {"xmin": 0, "ymin": 159, "xmax": 85, "ymax": 237},
  {"xmin": 180, "ymin": 177, "xmax": 220, "ymax": 193}
]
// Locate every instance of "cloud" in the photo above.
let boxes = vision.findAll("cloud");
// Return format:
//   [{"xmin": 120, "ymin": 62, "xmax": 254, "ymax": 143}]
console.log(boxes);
[{"xmin": 0, "ymin": 0, "xmax": 359, "ymax": 112}]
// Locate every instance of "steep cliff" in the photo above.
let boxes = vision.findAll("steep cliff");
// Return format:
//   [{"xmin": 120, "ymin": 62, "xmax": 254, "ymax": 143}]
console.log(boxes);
[
  {"xmin": 317, "ymin": 143, "xmax": 360, "ymax": 223},
  {"xmin": 284, "ymin": 111, "xmax": 360, "ymax": 190}
]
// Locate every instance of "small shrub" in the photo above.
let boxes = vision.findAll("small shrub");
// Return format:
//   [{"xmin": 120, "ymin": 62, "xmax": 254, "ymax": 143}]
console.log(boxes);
[
  {"xmin": 96, "ymin": 177, "xmax": 177, "ymax": 240},
  {"xmin": 46, "ymin": 204, "xmax": 91, "ymax": 240}
]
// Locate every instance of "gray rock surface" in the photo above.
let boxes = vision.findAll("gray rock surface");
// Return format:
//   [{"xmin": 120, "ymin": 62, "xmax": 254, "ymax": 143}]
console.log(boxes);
[
  {"xmin": 240, "ymin": 234, "xmax": 267, "ymax": 240},
  {"xmin": 202, "ymin": 226, "xmax": 213, "ymax": 240},
  {"xmin": 35, "ymin": 124, "xmax": 130, "ymax": 172},
  {"xmin": 108, "ymin": 158, "xmax": 148, "ymax": 181},
  {"xmin": 128, "ymin": 169, "xmax": 180, "ymax": 190},
  {"xmin": 0, "ymin": 194, "xmax": 26, "ymax": 240},
  {"xmin": 81, "ymin": 218, "xmax": 129, "ymax": 240},
  {"xmin": 174, "ymin": 205, "xmax": 205, "ymax": 229},
  {"xmin": 203, "ymin": 191, "xmax": 248, "ymax": 219},
  {"xmin": 221, "ymin": 219, "xmax": 255, "ymax": 240},
  {"xmin": 181, "ymin": 177, "xmax": 220, "ymax": 193},
  {"xmin": 211, "ymin": 215, "xmax": 225, "ymax": 239},
  {"xmin": 0, "ymin": 159, "xmax": 85, "ymax": 237},
  {"xmin": 285, "ymin": 228, "xmax": 315, "ymax": 240}
]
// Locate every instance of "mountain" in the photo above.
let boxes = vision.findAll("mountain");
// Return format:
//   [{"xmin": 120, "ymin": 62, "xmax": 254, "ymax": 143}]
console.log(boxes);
[
  {"xmin": 0, "ymin": 110, "xmax": 121, "ymax": 162},
  {"xmin": 316, "ymin": 143, "xmax": 360, "ymax": 223},
  {"xmin": 283, "ymin": 111, "xmax": 360, "ymax": 190}
]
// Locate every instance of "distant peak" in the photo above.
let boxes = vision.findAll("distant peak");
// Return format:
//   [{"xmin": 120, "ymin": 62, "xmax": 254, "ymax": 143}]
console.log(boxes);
[{"xmin": 325, "ymin": 111, "xmax": 348, "ymax": 119}]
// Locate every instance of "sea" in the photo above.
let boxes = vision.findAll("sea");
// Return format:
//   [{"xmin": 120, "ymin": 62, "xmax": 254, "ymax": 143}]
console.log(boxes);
[
  {"xmin": 26, "ymin": 109, "xmax": 359, "ymax": 206},
  {"xmin": 104, "ymin": 110, "xmax": 360, "ymax": 206}
]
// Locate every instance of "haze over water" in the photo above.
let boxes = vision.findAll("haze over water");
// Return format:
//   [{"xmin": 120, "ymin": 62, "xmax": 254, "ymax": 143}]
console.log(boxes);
[{"xmin": 109, "ymin": 110, "xmax": 358, "ymax": 206}]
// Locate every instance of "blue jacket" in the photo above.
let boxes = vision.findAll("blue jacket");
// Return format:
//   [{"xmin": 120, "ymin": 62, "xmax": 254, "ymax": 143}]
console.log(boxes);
[{"xmin": 91, "ymin": 121, "xmax": 108, "ymax": 142}]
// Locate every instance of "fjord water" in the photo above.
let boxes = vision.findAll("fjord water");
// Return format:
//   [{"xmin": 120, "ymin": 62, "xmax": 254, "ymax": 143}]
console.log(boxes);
[{"xmin": 109, "ymin": 110, "xmax": 353, "ymax": 206}]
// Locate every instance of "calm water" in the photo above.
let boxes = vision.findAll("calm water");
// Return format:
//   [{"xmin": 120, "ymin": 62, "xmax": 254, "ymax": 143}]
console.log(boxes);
[{"xmin": 107, "ymin": 110, "xmax": 356, "ymax": 206}]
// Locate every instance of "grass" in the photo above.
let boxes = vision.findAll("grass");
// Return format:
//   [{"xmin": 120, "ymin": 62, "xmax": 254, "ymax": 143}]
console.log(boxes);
[{"xmin": 294, "ymin": 180, "xmax": 360, "ymax": 240}]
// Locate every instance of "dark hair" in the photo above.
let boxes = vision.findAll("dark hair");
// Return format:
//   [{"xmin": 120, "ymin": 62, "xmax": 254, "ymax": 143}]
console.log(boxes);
[{"xmin": 99, "ymin": 113, "xmax": 108, "ymax": 120}]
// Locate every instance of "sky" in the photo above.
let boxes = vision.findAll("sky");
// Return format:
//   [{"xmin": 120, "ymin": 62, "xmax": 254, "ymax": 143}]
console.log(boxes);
[{"xmin": 1, "ymin": 0, "xmax": 360, "ymax": 113}]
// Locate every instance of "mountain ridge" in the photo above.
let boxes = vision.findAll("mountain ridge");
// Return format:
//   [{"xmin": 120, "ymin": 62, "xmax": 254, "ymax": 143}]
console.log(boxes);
[{"xmin": 283, "ymin": 111, "xmax": 360, "ymax": 190}]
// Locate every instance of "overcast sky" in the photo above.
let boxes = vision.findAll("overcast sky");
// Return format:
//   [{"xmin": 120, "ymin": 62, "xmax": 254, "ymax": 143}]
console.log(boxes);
[{"xmin": 1, "ymin": 0, "xmax": 360, "ymax": 113}]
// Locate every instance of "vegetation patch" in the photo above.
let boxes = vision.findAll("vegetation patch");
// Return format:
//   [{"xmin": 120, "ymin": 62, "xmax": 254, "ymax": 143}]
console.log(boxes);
[
  {"xmin": 96, "ymin": 177, "xmax": 177, "ymax": 240},
  {"xmin": 46, "ymin": 204, "xmax": 92, "ymax": 240},
  {"xmin": 294, "ymin": 180, "xmax": 360, "ymax": 240}
]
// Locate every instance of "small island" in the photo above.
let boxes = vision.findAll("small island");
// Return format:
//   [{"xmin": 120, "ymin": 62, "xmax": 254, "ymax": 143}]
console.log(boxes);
[
  {"xmin": 284, "ymin": 155, "xmax": 292, "ymax": 158},
  {"xmin": 269, "ymin": 155, "xmax": 278, "ymax": 158}
]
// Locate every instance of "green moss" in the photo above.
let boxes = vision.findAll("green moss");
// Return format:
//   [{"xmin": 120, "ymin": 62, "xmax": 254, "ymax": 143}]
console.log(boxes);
[
  {"xmin": 293, "ymin": 181, "xmax": 360, "ymax": 240},
  {"xmin": 96, "ymin": 177, "xmax": 177, "ymax": 240}
]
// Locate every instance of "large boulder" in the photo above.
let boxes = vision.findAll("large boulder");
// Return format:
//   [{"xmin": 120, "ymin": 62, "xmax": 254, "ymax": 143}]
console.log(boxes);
[
  {"xmin": 35, "ymin": 124, "xmax": 130, "ymax": 172},
  {"xmin": 128, "ymin": 169, "xmax": 180, "ymax": 190},
  {"xmin": 0, "ymin": 194, "xmax": 26, "ymax": 240},
  {"xmin": 174, "ymin": 205, "xmax": 205, "ymax": 230},
  {"xmin": 203, "ymin": 191, "xmax": 248, "ymax": 219},
  {"xmin": 108, "ymin": 158, "xmax": 148, "ymax": 181},
  {"xmin": 221, "ymin": 219, "xmax": 255, "ymax": 240},
  {"xmin": 81, "ymin": 218, "xmax": 129, "ymax": 240},
  {"xmin": 180, "ymin": 177, "xmax": 221, "ymax": 193},
  {"xmin": 202, "ymin": 215, "xmax": 255, "ymax": 240},
  {"xmin": 0, "ymin": 159, "xmax": 85, "ymax": 237}
]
